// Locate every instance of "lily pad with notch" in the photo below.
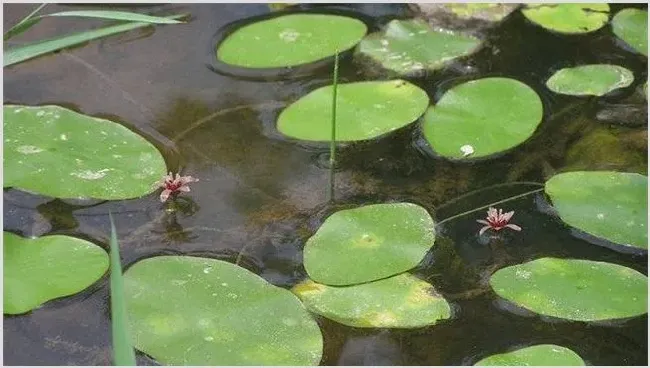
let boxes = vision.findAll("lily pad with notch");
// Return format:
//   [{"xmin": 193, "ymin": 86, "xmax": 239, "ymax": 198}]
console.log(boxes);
[
  {"xmin": 421, "ymin": 77, "xmax": 543, "ymax": 160},
  {"xmin": 355, "ymin": 19, "xmax": 481, "ymax": 76},
  {"xmin": 303, "ymin": 203, "xmax": 435, "ymax": 285},
  {"xmin": 521, "ymin": 4, "xmax": 610, "ymax": 34},
  {"xmin": 277, "ymin": 80, "xmax": 429, "ymax": 142},
  {"xmin": 546, "ymin": 64, "xmax": 634, "ymax": 96},
  {"xmin": 292, "ymin": 273, "xmax": 451, "ymax": 328},
  {"xmin": 4, "ymin": 232, "xmax": 109, "ymax": 315},
  {"xmin": 215, "ymin": 13, "xmax": 367, "ymax": 69},
  {"xmin": 490, "ymin": 257, "xmax": 648, "ymax": 321},
  {"xmin": 474, "ymin": 344, "xmax": 585, "ymax": 366},
  {"xmin": 545, "ymin": 171, "xmax": 647, "ymax": 250},
  {"xmin": 3, "ymin": 105, "xmax": 167, "ymax": 200},
  {"xmin": 124, "ymin": 256, "xmax": 323, "ymax": 366},
  {"xmin": 612, "ymin": 8, "xmax": 648, "ymax": 56}
]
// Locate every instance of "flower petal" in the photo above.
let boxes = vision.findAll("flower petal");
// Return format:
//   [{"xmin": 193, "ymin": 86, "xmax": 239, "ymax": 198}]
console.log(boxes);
[
  {"xmin": 479, "ymin": 226, "xmax": 491, "ymax": 236},
  {"xmin": 502, "ymin": 211, "xmax": 515, "ymax": 222},
  {"xmin": 477, "ymin": 219, "xmax": 490, "ymax": 225},
  {"xmin": 160, "ymin": 189, "xmax": 172, "ymax": 202},
  {"xmin": 179, "ymin": 185, "xmax": 191, "ymax": 192},
  {"xmin": 506, "ymin": 224, "xmax": 522, "ymax": 231}
]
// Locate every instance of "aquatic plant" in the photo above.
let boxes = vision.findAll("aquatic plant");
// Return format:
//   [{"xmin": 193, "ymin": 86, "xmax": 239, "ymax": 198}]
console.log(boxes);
[
  {"xmin": 4, "ymin": 4, "xmax": 187, "ymax": 66},
  {"xmin": 476, "ymin": 207, "xmax": 521, "ymax": 235},
  {"xmin": 157, "ymin": 172, "xmax": 199, "ymax": 203}
]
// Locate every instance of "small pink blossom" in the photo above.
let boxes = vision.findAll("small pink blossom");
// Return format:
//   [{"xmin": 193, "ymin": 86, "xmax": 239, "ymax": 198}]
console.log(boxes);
[
  {"xmin": 157, "ymin": 172, "xmax": 198, "ymax": 202},
  {"xmin": 477, "ymin": 207, "xmax": 522, "ymax": 236}
]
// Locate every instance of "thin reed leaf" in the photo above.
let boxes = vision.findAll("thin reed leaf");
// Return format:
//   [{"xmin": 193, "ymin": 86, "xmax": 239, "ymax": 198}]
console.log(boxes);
[
  {"xmin": 4, "ymin": 13, "xmax": 187, "ymax": 67},
  {"xmin": 328, "ymin": 52, "xmax": 339, "ymax": 202},
  {"xmin": 46, "ymin": 10, "xmax": 184, "ymax": 24},
  {"xmin": 109, "ymin": 213, "xmax": 136, "ymax": 366},
  {"xmin": 3, "ymin": 3, "xmax": 48, "ymax": 40}
]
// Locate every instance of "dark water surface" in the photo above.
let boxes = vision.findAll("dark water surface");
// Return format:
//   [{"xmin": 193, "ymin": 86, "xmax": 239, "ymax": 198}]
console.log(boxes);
[{"xmin": 3, "ymin": 3, "xmax": 648, "ymax": 365}]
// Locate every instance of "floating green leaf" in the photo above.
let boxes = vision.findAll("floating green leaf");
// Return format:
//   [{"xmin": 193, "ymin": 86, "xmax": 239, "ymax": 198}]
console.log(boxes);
[
  {"xmin": 612, "ymin": 8, "xmax": 648, "ymax": 56},
  {"xmin": 444, "ymin": 4, "xmax": 517, "ymax": 21},
  {"xmin": 490, "ymin": 258, "xmax": 648, "ymax": 321},
  {"xmin": 124, "ymin": 256, "xmax": 323, "ymax": 366},
  {"xmin": 216, "ymin": 14, "xmax": 367, "ymax": 68},
  {"xmin": 278, "ymin": 80, "xmax": 429, "ymax": 142},
  {"xmin": 422, "ymin": 77, "xmax": 543, "ymax": 159},
  {"xmin": 474, "ymin": 344, "xmax": 585, "ymax": 366},
  {"xmin": 4, "ymin": 232, "xmax": 109, "ymax": 315},
  {"xmin": 546, "ymin": 64, "xmax": 634, "ymax": 96},
  {"xmin": 356, "ymin": 19, "xmax": 481, "ymax": 75},
  {"xmin": 4, "ymin": 105, "xmax": 167, "ymax": 200},
  {"xmin": 293, "ymin": 274, "xmax": 451, "ymax": 328},
  {"xmin": 4, "ymin": 13, "xmax": 186, "ymax": 67},
  {"xmin": 303, "ymin": 203, "xmax": 435, "ymax": 286},
  {"xmin": 545, "ymin": 171, "xmax": 647, "ymax": 249},
  {"xmin": 521, "ymin": 4, "xmax": 610, "ymax": 34}
]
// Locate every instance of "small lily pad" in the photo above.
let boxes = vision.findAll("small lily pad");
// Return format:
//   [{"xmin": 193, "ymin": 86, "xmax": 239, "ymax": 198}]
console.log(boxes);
[
  {"xmin": 292, "ymin": 274, "xmax": 451, "ymax": 328},
  {"xmin": 612, "ymin": 8, "xmax": 648, "ymax": 56},
  {"xmin": 277, "ymin": 80, "xmax": 429, "ymax": 142},
  {"xmin": 546, "ymin": 64, "xmax": 634, "ymax": 96},
  {"xmin": 474, "ymin": 344, "xmax": 585, "ymax": 366},
  {"xmin": 490, "ymin": 257, "xmax": 648, "ymax": 321},
  {"xmin": 216, "ymin": 13, "xmax": 367, "ymax": 68},
  {"xmin": 522, "ymin": 4, "xmax": 610, "ymax": 34},
  {"xmin": 4, "ymin": 105, "xmax": 167, "ymax": 200},
  {"xmin": 422, "ymin": 78, "xmax": 543, "ymax": 159},
  {"xmin": 545, "ymin": 171, "xmax": 647, "ymax": 249},
  {"xmin": 303, "ymin": 203, "xmax": 435, "ymax": 285},
  {"xmin": 4, "ymin": 232, "xmax": 109, "ymax": 315},
  {"xmin": 124, "ymin": 256, "xmax": 323, "ymax": 366},
  {"xmin": 356, "ymin": 19, "xmax": 481, "ymax": 76}
]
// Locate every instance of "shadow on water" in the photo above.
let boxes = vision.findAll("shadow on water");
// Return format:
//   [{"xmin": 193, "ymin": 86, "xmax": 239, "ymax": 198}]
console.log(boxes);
[{"xmin": 3, "ymin": 2, "xmax": 648, "ymax": 366}]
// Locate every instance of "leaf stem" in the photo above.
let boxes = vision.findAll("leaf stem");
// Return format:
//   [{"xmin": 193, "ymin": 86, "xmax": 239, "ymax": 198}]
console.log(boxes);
[{"xmin": 328, "ymin": 52, "xmax": 339, "ymax": 202}]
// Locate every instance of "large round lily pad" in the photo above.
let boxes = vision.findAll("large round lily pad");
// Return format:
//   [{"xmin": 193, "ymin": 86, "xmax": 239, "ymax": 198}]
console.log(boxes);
[
  {"xmin": 303, "ymin": 203, "xmax": 435, "ymax": 285},
  {"xmin": 521, "ymin": 4, "xmax": 610, "ymax": 34},
  {"xmin": 292, "ymin": 274, "xmax": 451, "ymax": 328},
  {"xmin": 546, "ymin": 64, "xmax": 634, "ymax": 96},
  {"xmin": 277, "ymin": 80, "xmax": 429, "ymax": 142},
  {"xmin": 216, "ymin": 14, "xmax": 367, "ymax": 68},
  {"xmin": 490, "ymin": 258, "xmax": 648, "ymax": 321},
  {"xmin": 474, "ymin": 344, "xmax": 585, "ymax": 366},
  {"xmin": 4, "ymin": 232, "xmax": 109, "ymax": 315},
  {"xmin": 124, "ymin": 256, "xmax": 323, "ymax": 366},
  {"xmin": 4, "ymin": 105, "xmax": 167, "ymax": 200},
  {"xmin": 422, "ymin": 78, "xmax": 543, "ymax": 159},
  {"xmin": 612, "ymin": 8, "xmax": 648, "ymax": 56},
  {"xmin": 356, "ymin": 19, "xmax": 481, "ymax": 76},
  {"xmin": 545, "ymin": 171, "xmax": 647, "ymax": 249}
]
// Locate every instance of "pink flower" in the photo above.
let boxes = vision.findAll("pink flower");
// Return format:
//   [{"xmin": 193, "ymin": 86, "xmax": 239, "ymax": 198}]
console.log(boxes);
[
  {"xmin": 477, "ymin": 207, "xmax": 522, "ymax": 236},
  {"xmin": 157, "ymin": 172, "xmax": 198, "ymax": 202}
]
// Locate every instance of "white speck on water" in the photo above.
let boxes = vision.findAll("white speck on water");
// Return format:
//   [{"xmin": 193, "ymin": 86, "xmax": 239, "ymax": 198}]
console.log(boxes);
[
  {"xmin": 254, "ymin": 36, "xmax": 260, "ymax": 40},
  {"xmin": 101, "ymin": 131, "xmax": 108, "ymax": 135},
  {"xmin": 60, "ymin": 134, "xmax": 68, "ymax": 141},
  {"xmin": 516, "ymin": 269, "xmax": 532, "ymax": 279},
  {"xmin": 221, "ymin": 282, "xmax": 228, "ymax": 287},
  {"xmin": 203, "ymin": 267, "xmax": 212, "ymax": 274},
  {"xmin": 380, "ymin": 39, "xmax": 389, "ymax": 46},
  {"xmin": 418, "ymin": 30, "xmax": 427, "ymax": 34},
  {"xmin": 626, "ymin": 220, "xmax": 635, "ymax": 227},
  {"xmin": 36, "ymin": 111, "xmax": 45, "ymax": 117},
  {"xmin": 112, "ymin": 154, "xmax": 122, "ymax": 158},
  {"xmin": 211, "ymin": 293, "xmax": 218, "ymax": 297},
  {"xmin": 387, "ymin": 53, "xmax": 402, "ymax": 60},
  {"xmin": 204, "ymin": 336, "xmax": 214, "ymax": 342},
  {"xmin": 279, "ymin": 28, "xmax": 300, "ymax": 42},
  {"xmin": 373, "ymin": 104, "xmax": 385, "ymax": 109},
  {"xmin": 408, "ymin": 32, "xmax": 415, "ymax": 36},
  {"xmin": 171, "ymin": 279, "xmax": 188, "ymax": 286},
  {"xmin": 282, "ymin": 318, "xmax": 297, "ymax": 326},
  {"xmin": 597, "ymin": 213, "xmax": 605, "ymax": 220},
  {"xmin": 227, "ymin": 293, "xmax": 238, "ymax": 299},
  {"xmin": 71, "ymin": 168, "xmax": 110, "ymax": 180},
  {"xmin": 460, "ymin": 144, "xmax": 474, "ymax": 157},
  {"xmin": 16, "ymin": 145, "xmax": 44, "ymax": 154}
]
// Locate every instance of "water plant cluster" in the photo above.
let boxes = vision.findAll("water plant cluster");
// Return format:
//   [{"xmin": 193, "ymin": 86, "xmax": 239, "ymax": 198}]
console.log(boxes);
[{"xmin": 3, "ymin": 3, "xmax": 648, "ymax": 366}]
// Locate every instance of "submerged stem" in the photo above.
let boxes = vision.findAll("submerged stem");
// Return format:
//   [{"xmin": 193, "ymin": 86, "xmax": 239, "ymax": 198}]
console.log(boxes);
[
  {"xmin": 436, "ymin": 187, "xmax": 544, "ymax": 227},
  {"xmin": 328, "ymin": 52, "xmax": 339, "ymax": 202}
]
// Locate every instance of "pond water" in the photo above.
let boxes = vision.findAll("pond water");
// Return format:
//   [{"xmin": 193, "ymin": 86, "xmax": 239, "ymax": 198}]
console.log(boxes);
[{"xmin": 3, "ymin": 3, "xmax": 648, "ymax": 366}]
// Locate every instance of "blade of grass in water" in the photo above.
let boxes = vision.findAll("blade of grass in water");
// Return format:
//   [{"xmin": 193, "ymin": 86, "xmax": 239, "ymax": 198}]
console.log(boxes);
[
  {"xmin": 328, "ymin": 52, "xmax": 339, "ymax": 202},
  {"xmin": 4, "ymin": 13, "xmax": 187, "ymax": 67},
  {"xmin": 109, "ymin": 213, "xmax": 136, "ymax": 366},
  {"xmin": 3, "ymin": 3, "xmax": 48, "ymax": 40}
]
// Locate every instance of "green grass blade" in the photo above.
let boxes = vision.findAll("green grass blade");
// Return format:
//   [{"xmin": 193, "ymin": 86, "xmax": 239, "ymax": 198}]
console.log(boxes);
[
  {"xmin": 328, "ymin": 52, "xmax": 340, "ymax": 202},
  {"xmin": 45, "ymin": 10, "xmax": 184, "ymax": 24},
  {"xmin": 4, "ymin": 13, "xmax": 186, "ymax": 67},
  {"xmin": 3, "ymin": 3, "xmax": 47, "ymax": 40},
  {"xmin": 109, "ymin": 212, "xmax": 136, "ymax": 366}
]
